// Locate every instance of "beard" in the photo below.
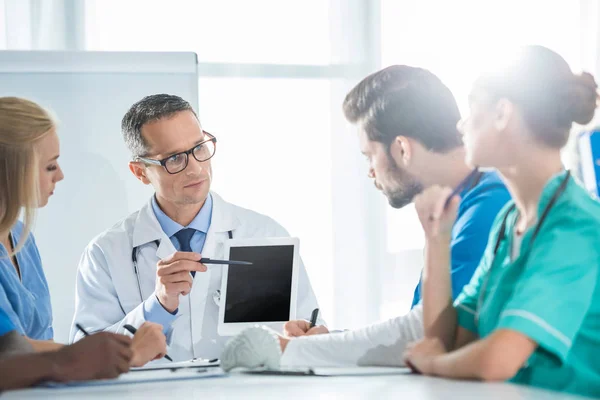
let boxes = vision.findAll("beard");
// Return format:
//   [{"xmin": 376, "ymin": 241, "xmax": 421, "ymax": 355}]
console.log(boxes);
[{"xmin": 380, "ymin": 154, "xmax": 424, "ymax": 209}]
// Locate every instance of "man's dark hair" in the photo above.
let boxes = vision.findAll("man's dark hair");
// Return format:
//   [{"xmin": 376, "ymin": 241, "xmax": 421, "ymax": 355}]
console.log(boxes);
[
  {"xmin": 343, "ymin": 65, "xmax": 463, "ymax": 152},
  {"xmin": 121, "ymin": 94, "xmax": 198, "ymax": 157}
]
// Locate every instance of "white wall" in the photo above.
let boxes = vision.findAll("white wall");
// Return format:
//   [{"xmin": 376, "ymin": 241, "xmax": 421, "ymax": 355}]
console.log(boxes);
[{"xmin": 0, "ymin": 52, "xmax": 199, "ymax": 342}]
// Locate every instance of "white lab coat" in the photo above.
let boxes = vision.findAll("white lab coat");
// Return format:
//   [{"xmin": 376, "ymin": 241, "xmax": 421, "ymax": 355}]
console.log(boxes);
[{"xmin": 70, "ymin": 192, "xmax": 321, "ymax": 361}]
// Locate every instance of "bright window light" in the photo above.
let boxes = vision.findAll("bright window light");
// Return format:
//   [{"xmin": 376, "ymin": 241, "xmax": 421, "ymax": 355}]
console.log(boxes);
[
  {"xmin": 381, "ymin": 0, "xmax": 582, "ymax": 254},
  {"xmin": 200, "ymin": 78, "xmax": 334, "ymax": 314},
  {"xmin": 84, "ymin": 0, "xmax": 331, "ymax": 65}
]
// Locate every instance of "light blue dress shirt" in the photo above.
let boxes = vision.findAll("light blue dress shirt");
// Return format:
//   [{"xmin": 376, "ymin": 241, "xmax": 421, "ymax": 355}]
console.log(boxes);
[
  {"xmin": 0, "ymin": 221, "xmax": 53, "ymax": 340},
  {"xmin": 143, "ymin": 194, "xmax": 213, "ymax": 329}
]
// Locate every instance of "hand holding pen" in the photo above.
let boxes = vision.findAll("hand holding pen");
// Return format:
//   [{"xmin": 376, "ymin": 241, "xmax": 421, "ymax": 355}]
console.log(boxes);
[
  {"xmin": 75, "ymin": 322, "xmax": 171, "ymax": 367},
  {"xmin": 283, "ymin": 308, "xmax": 328, "ymax": 337},
  {"xmin": 415, "ymin": 169, "xmax": 480, "ymax": 239},
  {"xmin": 123, "ymin": 323, "xmax": 172, "ymax": 365},
  {"xmin": 155, "ymin": 252, "xmax": 253, "ymax": 315}
]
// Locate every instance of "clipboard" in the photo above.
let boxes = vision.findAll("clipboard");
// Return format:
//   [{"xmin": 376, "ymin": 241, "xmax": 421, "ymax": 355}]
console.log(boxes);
[
  {"xmin": 41, "ymin": 367, "xmax": 226, "ymax": 388},
  {"xmin": 130, "ymin": 358, "xmax": 220, "ymax": 372},
  {"xmin": 241, "ymin": 367, "xmax": 410, "ymax": 377}
]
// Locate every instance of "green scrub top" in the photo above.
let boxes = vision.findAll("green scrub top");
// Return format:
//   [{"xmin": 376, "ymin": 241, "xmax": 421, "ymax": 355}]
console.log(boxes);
[{"xmin": 455, "ymin": 171, "xmax": 600, "ymax": 397}]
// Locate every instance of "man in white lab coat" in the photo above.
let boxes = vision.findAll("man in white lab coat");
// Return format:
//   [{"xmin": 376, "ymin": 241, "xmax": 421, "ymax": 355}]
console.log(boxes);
[{"xmin": 70, "ymin": 94, "xmax": 321, "ymax": 361}]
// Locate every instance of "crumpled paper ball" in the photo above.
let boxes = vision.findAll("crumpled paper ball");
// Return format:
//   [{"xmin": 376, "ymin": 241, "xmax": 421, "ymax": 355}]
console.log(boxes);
[{"xmin": 220, "ymin": 325, "xmax": 283, "ymax": 372}]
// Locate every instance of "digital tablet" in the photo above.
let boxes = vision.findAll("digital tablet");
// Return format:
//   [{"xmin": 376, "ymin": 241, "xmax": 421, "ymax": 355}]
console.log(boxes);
[{"xmin": 218, "ymin": 237, "xmax": 300, "ymax": 336}]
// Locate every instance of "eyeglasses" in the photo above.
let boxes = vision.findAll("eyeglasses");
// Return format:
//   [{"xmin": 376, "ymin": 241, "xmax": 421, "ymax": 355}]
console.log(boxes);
[{"xmin": 135, "ymin": 131, "xmax": 217, "ymax": 174}]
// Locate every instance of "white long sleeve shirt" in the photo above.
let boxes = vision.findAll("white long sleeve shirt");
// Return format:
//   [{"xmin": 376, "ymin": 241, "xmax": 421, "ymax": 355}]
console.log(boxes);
[{"xmin": 281, "ymin": 305, "xmax": 424, "ymax": 367}]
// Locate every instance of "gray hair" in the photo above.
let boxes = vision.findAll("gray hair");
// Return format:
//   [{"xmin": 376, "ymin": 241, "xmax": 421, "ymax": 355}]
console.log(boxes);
[{"xmin": 121, "ymin": 94, "xmax": 198, "ymax": 157}]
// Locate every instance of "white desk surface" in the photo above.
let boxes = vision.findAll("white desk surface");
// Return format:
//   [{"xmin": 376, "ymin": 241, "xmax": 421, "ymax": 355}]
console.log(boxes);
[{"xmin": 3, "ymin": 370, "xmax": 589, "ymax": 399}]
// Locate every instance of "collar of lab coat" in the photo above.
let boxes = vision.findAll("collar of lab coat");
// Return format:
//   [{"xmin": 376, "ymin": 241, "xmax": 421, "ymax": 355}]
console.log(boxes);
[{"xmin": 132, "ymin": 191, "xmax": 241, "ymax": 255}]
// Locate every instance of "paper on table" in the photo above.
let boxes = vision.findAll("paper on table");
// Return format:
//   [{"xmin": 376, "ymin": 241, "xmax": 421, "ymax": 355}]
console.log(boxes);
[
  {"xmin": 41, "ymin": 368, "xmax": 226, "ymax": 388},
  {"xmin": 131, "ymin": 358, "xmax": 220, "ymax": 371},
  {"xmin": 242, "ymin": 366, "xmax": 410, "ymax": 377},
  {"xmin": 312, "ymin": 367, "xmax": 410, "ymax": 376}
]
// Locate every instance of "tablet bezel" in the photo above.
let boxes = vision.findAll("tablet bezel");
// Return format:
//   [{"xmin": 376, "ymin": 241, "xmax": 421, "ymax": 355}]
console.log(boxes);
[{"xmin": 218, "ymin": 236, "xmax": 300, "ymax": 336}]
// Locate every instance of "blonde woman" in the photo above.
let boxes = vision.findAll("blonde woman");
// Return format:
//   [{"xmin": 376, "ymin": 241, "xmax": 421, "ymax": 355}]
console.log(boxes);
[
  {"xmin": 0, "ymin": 97, "xmax": 166, "ymax": 368},
  {"xmin": 404, "ymin": 46, "xmax": 600, "ymax": 397}
]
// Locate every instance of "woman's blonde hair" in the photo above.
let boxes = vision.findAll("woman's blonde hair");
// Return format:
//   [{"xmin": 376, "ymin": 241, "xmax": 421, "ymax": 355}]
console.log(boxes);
[{"xmin": 0, "ymin": 97, "xmax": 55, "ymax": 255}]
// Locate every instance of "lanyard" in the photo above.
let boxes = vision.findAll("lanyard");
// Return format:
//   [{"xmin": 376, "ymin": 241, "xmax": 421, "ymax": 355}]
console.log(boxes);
[{"xmin": 476, "ymin": 171, "xmax": 571, "ymax": 324}]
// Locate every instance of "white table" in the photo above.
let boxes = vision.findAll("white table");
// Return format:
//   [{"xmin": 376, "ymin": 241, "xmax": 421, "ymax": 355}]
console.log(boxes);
[{"xmin": 2, "ymin": 371, "xmax": 589, "ymax": 399}]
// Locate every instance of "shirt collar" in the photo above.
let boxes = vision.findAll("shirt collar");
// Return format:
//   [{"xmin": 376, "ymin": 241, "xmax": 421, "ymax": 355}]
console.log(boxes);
[
  {"xmin": 498, "ymin": 170, "xmax": 569, "ymax": 260},
  {"xmin": 0, "ymin": 223, "xmax": 24, "ymax": 256},
  {"xmin": 537, "ymin": 170, "xmax": 569, "ymax": 214},
  {"xmin": 458, "ymin": 171, "xmax": 484, "ymax": 199},
  {"xmin": 151, "ymin": 193, "xmax": 213, "ymax": 237}
]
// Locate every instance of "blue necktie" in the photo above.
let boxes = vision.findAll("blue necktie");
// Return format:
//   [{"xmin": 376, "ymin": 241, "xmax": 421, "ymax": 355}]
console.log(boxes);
[{"xmin": 174, "ymin": 228, "xmax": 197, "ymax": 277}]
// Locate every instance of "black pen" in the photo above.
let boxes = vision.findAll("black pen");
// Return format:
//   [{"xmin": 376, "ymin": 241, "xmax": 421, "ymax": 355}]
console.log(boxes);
[
  {"xmin": 75, "ymin": 323, "xmax": 90, "ymax": 336},
  {"xmin": 406, "ymin": 359, "xmax": 422, "ymax": 375},
  {"xmin": 309, "ymin": 308, "xmax": 319, "ymax": 329},
  {"xmin": 123, "ymin": 324, "xmax": 173, "ymax": 362},
  {"xmin": 199, "ymin": 258, "xmax": 253, "ymax": 266}
]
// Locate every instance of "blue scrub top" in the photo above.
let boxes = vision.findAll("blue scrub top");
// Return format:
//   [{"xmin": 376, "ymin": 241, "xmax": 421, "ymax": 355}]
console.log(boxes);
[
  {"xmin": 0, "ymin": 307, "xmax": 15, "ymax": 337},
  {"xmin": 0, "ymin": 221, "xmax": 53, "ymax": 340},
  {"xmin": 411, "ymin": 171, "xmax": 511, "ymax": 307}
]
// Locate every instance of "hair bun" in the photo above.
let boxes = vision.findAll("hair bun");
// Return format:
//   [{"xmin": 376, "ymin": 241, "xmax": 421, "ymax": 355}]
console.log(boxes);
[
  {"xmin": 577, "ymin": 72, "xmax": 598, "ymax": 90},
  {"xmin": 562, "ymin": 72, "xmax": 599, "ymax": 125}
]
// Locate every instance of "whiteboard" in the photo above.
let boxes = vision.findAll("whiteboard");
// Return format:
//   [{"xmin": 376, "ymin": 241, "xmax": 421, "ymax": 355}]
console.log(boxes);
[{"xmin": 0, "ymin": 51, "xmax": 199, "ymax": 343}]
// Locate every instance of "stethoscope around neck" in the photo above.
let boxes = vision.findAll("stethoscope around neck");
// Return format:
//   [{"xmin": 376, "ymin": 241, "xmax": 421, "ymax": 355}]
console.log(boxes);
[
  {"xmin": 131, "ymin": 230, "xmax": 233, "ymax": 305},
  {"xmin": 475, "ymin": 170, "xmax": 571, "ymax": 325}
]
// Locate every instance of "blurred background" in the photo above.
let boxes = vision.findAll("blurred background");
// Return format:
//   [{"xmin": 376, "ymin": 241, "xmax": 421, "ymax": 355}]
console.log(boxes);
[{"xmin": 2, "ymin": 0, "xmax": 599, "ymax": 341}]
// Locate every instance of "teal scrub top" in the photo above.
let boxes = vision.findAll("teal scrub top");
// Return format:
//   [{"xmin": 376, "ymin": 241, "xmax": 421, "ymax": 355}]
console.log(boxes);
[{"xmin": 455, "ymin": 171, "xmax": 600, "ymax": 397}]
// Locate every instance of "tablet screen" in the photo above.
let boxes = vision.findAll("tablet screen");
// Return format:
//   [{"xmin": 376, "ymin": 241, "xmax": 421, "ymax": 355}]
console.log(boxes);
[{"xmin": 224, "ymin": 245, "xmax": 294, "ymax": 323}]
